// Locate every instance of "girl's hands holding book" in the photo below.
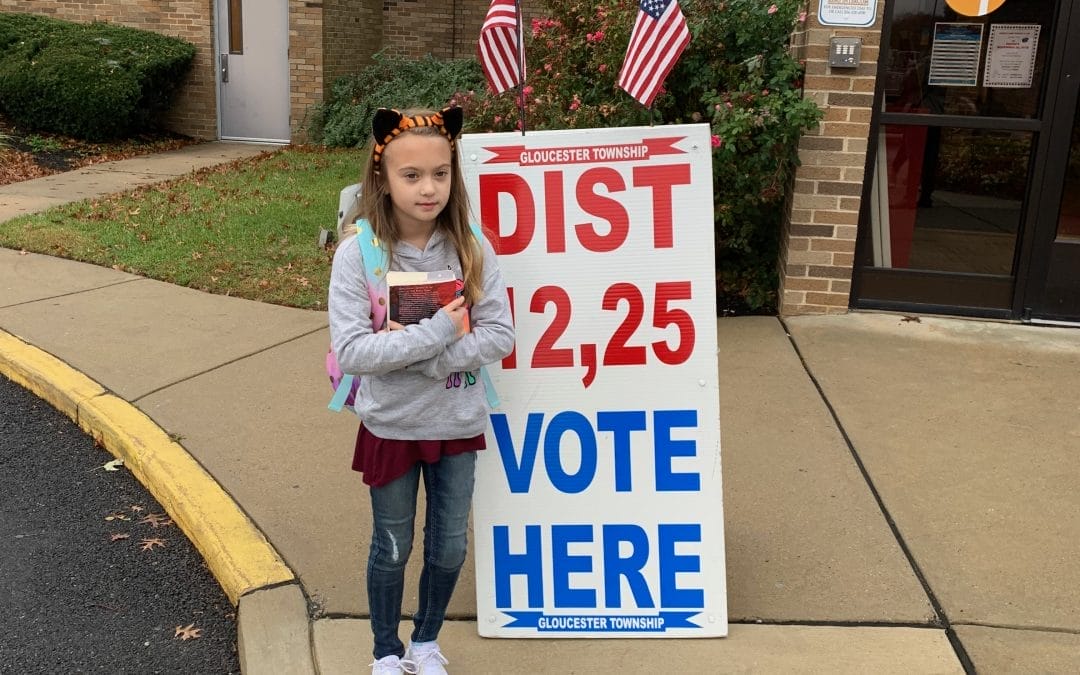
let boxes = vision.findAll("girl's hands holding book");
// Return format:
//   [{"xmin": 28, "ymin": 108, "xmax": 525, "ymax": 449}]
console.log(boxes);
[
  {"xmin": 441, "ymin": 296, "xmax": 469, "ymax": 338},
  {"xmin": 385, "ymin": 296, "xmax": 466, "ymax": 337}
]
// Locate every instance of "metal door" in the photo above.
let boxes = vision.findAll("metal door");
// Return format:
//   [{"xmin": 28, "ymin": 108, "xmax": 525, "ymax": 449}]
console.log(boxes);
[
  {"xmin": 1020, "ymin": 2, "xmax": 1080, "ymax": 322},
  {"xmin": 215, "ymin": 0, "xmax": 290, "ymax": 142}
]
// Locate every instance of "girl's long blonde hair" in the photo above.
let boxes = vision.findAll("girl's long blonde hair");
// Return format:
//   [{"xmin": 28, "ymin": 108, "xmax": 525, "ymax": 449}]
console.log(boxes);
[{"xmin": 341, "ymin": 108, "xmax": 484, "ymax": 303}]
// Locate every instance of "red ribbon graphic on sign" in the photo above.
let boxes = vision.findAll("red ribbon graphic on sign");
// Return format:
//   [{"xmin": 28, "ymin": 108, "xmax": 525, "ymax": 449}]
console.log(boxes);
[{"xmin": 483, "ymin": 137, "xmax": 686, "ymax": 166}]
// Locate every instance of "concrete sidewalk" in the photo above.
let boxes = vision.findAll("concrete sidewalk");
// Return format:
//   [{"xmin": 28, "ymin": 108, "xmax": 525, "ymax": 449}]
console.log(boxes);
[
  {"xmin": 2, "ymin": 147, "xmax": 1079, "ymax": 673},
  {"xmin": 0, "ymin": 141, "xmax": 275, "ymax": 221}
]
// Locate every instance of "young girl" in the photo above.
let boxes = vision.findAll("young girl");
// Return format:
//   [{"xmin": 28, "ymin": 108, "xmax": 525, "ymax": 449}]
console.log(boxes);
[{"xmin": 328, "ymin": 107, "xmax": 514, "ymax": 675}]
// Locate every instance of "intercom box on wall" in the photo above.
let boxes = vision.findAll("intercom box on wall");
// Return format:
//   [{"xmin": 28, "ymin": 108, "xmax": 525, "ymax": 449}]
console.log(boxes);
[{"xmin": 829, "ymin": 37, "xmax": 862, "ymax": 68}]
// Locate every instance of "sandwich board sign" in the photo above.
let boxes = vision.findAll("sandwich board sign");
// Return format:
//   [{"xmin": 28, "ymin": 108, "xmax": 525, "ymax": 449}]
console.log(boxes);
[{"xmin": 460, "ymin": 124, "xmax": 727, "ymax": 638}]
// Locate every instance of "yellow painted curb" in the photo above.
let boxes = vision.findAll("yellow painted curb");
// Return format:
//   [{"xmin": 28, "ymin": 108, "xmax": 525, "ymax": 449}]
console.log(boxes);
[
  {"xmin": 0, "ymin": 329, "xmax": 294, "ymax": 605},
  {"xmin": 0, "ymin": 331, "xmax": 105, "ymax": 419}
]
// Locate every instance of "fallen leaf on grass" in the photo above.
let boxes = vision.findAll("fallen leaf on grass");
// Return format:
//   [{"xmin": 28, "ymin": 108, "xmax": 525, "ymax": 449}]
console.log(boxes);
[
  {"xmin": 139, "ymin": 513, "xmax": 173, "ymax": 528},
  {"xmin": 139, "ymin": 538, "xmax": 166, "ymax": 551},
  {"xmin": 174, "ymin": 623, "xmax": 203, "ymax": 640},
  {"xmin": 109, "ymin": 533, "xmax": 130, "ymax": 542}
]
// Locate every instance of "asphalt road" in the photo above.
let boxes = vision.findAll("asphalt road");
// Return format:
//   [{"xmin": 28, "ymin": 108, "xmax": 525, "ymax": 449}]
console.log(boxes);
[{"xmin": 0, "ymin": 374, "xmax": 239, "ymax": 674}]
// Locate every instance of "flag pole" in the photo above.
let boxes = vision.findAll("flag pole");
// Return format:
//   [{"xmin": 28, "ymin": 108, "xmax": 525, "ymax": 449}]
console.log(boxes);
[{"xmin": 515, "ymin": 0, "xmax": 526, "ymax": 136}]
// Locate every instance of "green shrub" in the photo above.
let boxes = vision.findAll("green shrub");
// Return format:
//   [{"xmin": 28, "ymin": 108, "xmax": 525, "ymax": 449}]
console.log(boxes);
[
  {"xmin": 457, "ymin": 2, "xmax": 650, "ymax": 132},
  {"xmin": 312, "ymin": 0, "xmax": 820, "ymax": 313},
  {"xmin": 0, "ymin": 13, "xmax": 195, "ymax": 140},
  {"xmin": 453, "ymin": 0, "xmax": 820, "ymax": 312},
  {"xmin": 308, "ymin": 53, "xmax": 486, "ymax": 147},
  {"xmin": 673, "ymin": 0, "xmax": 823, "ymax": 311}
]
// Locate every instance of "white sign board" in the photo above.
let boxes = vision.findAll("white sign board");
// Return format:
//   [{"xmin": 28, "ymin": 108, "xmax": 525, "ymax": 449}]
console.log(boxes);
[
  {"xmin": 461, "ymin": 125, "xmax": 727, "ymax": 638},
  {"xmin": 818, "ymin": 0, "xmax": 877, "ymax": 27},
  {"xmin": 983, "ymin": 24, "xmax": 1040, "ymax": 88}
]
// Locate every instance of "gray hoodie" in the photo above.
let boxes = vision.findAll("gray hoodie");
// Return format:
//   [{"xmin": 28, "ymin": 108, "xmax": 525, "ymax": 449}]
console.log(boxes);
[{"xmin": 328, "ymin": 227, "xmax": 515, "ymax": 440}]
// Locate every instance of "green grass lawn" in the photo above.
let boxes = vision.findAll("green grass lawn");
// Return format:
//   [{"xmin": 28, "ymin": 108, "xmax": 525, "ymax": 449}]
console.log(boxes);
[{"xmin": 0, "ymin": 146, "xmax": 362, "ymax": 309}]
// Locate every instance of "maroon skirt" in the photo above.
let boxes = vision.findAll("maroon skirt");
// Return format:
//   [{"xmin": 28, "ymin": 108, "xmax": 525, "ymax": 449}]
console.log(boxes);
[{"xmin": 352, "ymin": 424, "xmax": 486, "ymax": 488}]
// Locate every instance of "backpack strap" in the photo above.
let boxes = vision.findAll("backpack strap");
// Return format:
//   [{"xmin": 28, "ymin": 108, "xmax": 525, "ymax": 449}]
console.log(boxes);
[
  {"xmin": 327, "ymin": 220, "xmax": 385, "ymax": 414},
  {"xmin": 480, "ymin": 366, "xmax": 500, "ymax": 408},
  {"xmin": 468, "ymin": 223, "xmax": 501, "ymax": 409},
  {"xmin": 356, "ymin": 220, "xmax": 389, "ymax": 331},
  {"xmin": 327, "ymin": 372, "xmax": 355, "ymax": 412}
]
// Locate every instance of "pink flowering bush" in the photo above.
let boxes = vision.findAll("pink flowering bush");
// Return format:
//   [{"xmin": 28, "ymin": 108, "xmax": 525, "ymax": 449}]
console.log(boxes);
[
  {"xmin": 454, "ymin": 0, "xmax": 820, "ymax": 311},
  {"xmin": 671, "ymin": 0, "xmax": 821, "ymax": 309},
  {"xmin": 455, "ymin": 2, "xmax": 651, "ymax": 131},
  {"xmin": 315, "ymin": 0, "xmax": 820, "ymax": 312}
]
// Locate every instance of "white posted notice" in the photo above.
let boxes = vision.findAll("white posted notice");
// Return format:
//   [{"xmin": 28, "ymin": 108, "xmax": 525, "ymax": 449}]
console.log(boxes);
[
  {"xmin": 929, "ymin": 23, "xmax": 984, "ymax": 87},
  {"xmin": 818, "ymin": 0, "xmax": 877, "ymax": 28},
  {"xmin": 461, "ymin": 125, "xmax": 726, "ymax": 638},
  {"xmin": 984, "ymin": 24, "xmax": 1040, "ymax": 88}
]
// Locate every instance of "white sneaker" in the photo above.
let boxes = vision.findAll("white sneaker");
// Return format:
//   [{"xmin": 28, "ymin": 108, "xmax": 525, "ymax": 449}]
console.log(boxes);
[
  {"xmin": 403, "ymin": 641, "xmax": 449, "ymax": 675},
  {"xmin": 371, "ymin": 654, "xmax": 416, "ymax": 675}
]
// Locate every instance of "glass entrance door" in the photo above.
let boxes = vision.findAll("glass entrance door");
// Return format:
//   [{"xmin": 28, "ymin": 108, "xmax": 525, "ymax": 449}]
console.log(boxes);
[
  {"xmin": 853, "ymin": 0, "xmax": 1074, "ymax": 318},
  {"xmin": 1021, "ymin": 11, "xmax": 1080, "ymax": 322}
]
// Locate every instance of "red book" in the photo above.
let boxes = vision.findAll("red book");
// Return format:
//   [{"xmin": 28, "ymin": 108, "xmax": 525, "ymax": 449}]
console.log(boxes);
[{"xmin": 387, "ymin": 270, "xmax": 461, "ymax": 326}]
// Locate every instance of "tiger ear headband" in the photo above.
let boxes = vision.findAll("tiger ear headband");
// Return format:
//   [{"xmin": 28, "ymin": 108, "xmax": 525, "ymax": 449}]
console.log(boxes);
[{"xmin": 371, "ymin": 106, "xmax": 464, "ymax": 174}]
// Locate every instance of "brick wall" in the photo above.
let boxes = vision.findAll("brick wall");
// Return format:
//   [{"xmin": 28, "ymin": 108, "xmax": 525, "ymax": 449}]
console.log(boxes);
[
  {"xmin": 1, "ymin": 0, "xmax": 218, "ymax": 140},
  {"xmin": 777, "ymin": 2, "xmax": 882, "ymax": 315},
  {"xmin": 383, "ymin": 0, "xmax": 451, "ymax": 59},
  {"xmin": 289, "ymin": 0, "xmax": 322, "ymax": 141},
  {"xmin": 322, "ymin": 0, "xmax": 381, "ymax": 92},
  {"xmin": 380, "ymin": 0, "xmax": 523, "ymax": 62},
  {"xmin": 452, "ymin": 0, "xmax": 492, "ymax": 61},
  {"xmin": 2, "ymin": 0, "xmax": 536, "ymax": 142}
]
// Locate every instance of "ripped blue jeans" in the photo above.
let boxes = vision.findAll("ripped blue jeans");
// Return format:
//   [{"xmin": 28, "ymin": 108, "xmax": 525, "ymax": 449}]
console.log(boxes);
[{"xmin": 367, "ymin": 452, "xmax": 477, "ymax": 660}]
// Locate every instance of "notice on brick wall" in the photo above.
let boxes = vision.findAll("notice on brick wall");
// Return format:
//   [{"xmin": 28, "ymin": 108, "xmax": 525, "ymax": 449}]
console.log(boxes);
[{"xmin": 818, "ymin": 0, "xmax": 877, "ymax": 28}]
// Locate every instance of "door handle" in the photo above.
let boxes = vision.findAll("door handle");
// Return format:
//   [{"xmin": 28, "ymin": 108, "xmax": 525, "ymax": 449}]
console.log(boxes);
[{"xmin": 220, "ymin": 53, "xmax": 228, "ymax": 83}]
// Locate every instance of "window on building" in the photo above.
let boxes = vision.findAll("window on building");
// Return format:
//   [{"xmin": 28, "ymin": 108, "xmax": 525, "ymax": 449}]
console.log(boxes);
[{"xmin": 229, "ymin": 0, "xmax": 243, "ymax": 55}]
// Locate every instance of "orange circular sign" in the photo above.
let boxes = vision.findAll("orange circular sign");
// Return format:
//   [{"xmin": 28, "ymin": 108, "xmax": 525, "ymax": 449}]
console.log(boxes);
[{"xmin": 946, "ymin": 0, "xmax": 1007, "ymax": 17}]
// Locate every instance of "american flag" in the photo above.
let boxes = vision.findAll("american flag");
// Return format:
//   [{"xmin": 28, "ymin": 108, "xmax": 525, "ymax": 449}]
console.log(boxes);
[
  {"xmin": 478, "ymin": 0, "xmax": 524, "ymax": 94},
  {"xmin": 617, "ymin": 0, "xmax": 691, "ymax": 107}
]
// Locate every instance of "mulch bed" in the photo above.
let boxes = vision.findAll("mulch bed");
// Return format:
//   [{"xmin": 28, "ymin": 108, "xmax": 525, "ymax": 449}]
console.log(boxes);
[
  {"xmin": 0, "ymin": 115, "xmax": 198, "ymax": 187},
  {"xmin": 0, "ymin": 148, "xmax": 52, "ymax": 185}
]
